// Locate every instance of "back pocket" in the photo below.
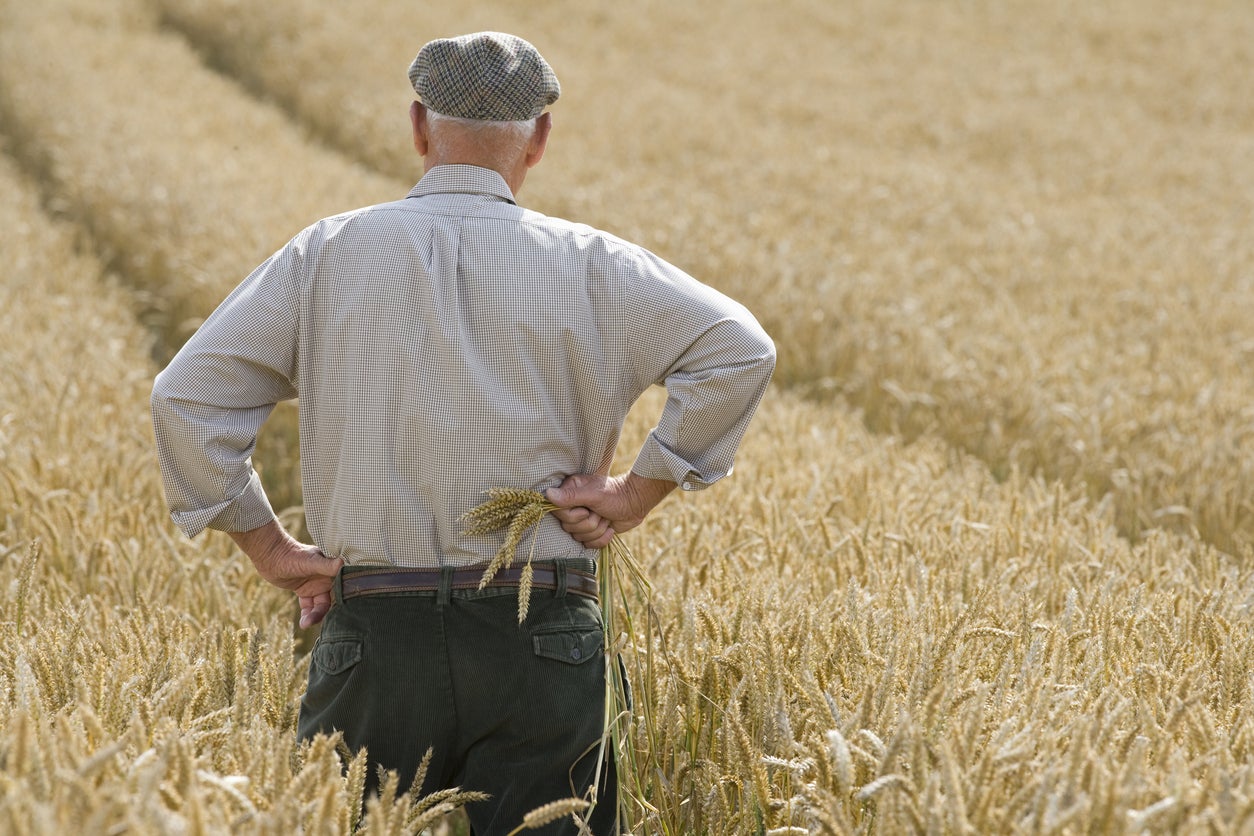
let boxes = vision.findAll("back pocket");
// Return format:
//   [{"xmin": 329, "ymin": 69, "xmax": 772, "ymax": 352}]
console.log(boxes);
[
  {"xmin": 533, "ymin": 627, "xmax": 602, "ymax": 666},
  {"xmin": 312, "ymin": 638, "xmax": 363, "ymax": 676}
]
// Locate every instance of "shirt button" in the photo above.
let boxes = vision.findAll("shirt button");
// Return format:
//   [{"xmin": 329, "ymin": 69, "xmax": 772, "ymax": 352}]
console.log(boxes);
[
  {"xmin": 682, "ymin": 481, "xmax": 694, "ymax": 490},
  {"xmin": 570, "ymin": 646, "xmax": 582, "ymax": 661}
]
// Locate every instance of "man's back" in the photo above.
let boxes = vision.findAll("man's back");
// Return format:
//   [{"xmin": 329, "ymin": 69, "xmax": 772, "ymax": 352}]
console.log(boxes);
[
  {"xmin": 297, "ymin": 165, "xmax": 627, "ymax": 566},
  {"xmin": 156, "ymin": 164, "xmax": 773, "ymax": 568}
]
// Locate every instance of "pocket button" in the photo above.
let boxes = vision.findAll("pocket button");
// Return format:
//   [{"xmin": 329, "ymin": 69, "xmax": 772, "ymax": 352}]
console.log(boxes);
[{"xmin": 533, "ymin": 627, "xmax": 600, "ymax": 664}]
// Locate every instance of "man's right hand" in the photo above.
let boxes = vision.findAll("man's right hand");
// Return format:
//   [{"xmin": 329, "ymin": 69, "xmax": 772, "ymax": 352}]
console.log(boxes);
[
  {"xmin": 229, "ymin": 520, "xmax": 344, "ymax": 628},
  {"xmin": 546, "ymin": 472, "xmax": 676, "ymax": 549}
]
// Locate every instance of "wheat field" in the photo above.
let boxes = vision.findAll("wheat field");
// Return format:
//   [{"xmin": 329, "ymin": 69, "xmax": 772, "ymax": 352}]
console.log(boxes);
[{"xmin": 2, "ymin": 0, "xmax": 1253, "ymax": 833}]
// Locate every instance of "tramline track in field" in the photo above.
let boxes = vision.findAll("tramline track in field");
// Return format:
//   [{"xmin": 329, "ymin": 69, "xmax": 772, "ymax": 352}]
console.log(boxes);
[{"xmin": 0, "ymin": 0, "xmax": 401, "ymax": 359}]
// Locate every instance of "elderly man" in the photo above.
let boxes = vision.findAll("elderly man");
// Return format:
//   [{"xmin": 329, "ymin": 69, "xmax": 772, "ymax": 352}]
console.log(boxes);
[{"xmin": 152, "ymin": 31, "xmax": 774, "ymax": 833}]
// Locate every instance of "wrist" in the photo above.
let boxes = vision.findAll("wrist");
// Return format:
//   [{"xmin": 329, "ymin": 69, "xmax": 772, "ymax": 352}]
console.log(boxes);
[{"xmin": 622, "ymin": 472, "xmax": 676, "ymax": 518}]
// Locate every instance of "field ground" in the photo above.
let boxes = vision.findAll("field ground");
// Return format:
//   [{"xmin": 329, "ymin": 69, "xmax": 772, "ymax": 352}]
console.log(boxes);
[{"xmin": 2, "ymin": 0, "xmax": 1254, "ymax": 833}]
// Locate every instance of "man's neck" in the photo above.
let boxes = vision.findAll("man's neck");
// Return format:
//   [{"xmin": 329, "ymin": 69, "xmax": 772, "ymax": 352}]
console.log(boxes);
[{"xmin": 424, "ymin": 155, "xmax": 527, "ymax": 195}]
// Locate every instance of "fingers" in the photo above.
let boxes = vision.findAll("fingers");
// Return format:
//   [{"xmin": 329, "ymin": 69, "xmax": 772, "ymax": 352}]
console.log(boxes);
[
  {"xmin": 552, "ymin": 504, "xmax": 614, "ymax": 546},
  {"xmin": 293, "ymin": 564, "xmax": 338, "ymax": 628},
  {"xmin": 551, "ymin": 504, "xmax": 586, "ymax": 523},
  {"xmin": 299, "ymin": 591, "xmax": 334, "ymax": 629},
  {"xmin": 553, "ymin": 505, "xmax": 600, "ymax": 531},
  {"xmin": 575, "ymin": 521, "xmax": 615, "ymax": 548},
  {"xmin": 548, "ymin": 474, "xmax": 628, "ymax": 547},
  {"xmin": 565, "ymin": 519, "xmax": 615, "ymax": 547},
  {"xmin": 582, "ymin": 528, "xmax": 616, "ymax": 550}
]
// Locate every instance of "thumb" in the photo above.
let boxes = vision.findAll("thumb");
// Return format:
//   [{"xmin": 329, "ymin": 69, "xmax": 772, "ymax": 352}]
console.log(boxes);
[{"xmin": 545, "ymin": 474, "xmax": 594, "ymax": 508}]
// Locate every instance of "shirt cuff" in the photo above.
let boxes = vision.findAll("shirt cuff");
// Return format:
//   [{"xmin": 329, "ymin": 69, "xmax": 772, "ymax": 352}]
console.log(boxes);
[
  {"xmin": 169, "ymin": 470, "xmax": 278, "ymax": 538},
  {"xmin": 631, "ymin": 434, "xmax": 729, "ymax": 491}
]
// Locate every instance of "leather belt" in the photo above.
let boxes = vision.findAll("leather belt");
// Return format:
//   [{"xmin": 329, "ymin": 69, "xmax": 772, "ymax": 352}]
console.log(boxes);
[{"xmin": 340, "ymin": 563, "xmax": 599, "ymax": 601}]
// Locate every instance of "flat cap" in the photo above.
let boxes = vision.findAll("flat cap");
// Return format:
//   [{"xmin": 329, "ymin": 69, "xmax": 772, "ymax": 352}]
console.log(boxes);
[{"xmin": 408, "ymin": 32, "xmax": 560, "ymax": 121}]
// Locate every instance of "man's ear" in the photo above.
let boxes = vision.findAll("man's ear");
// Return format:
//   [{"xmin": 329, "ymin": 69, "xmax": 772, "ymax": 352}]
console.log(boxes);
[
  {"xmin": 410, "ymin": 101, "xmax": 429, "ymax": 156},
  {"xmin": 525, "ymin": 112, "xmax": 552, "ymax": 168}
]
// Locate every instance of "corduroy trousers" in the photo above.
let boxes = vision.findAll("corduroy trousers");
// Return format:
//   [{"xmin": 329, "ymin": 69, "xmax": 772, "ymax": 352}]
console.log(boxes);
[{"xmin": 297, "ymin": 560, "xmax": 617, "ymax": 835}]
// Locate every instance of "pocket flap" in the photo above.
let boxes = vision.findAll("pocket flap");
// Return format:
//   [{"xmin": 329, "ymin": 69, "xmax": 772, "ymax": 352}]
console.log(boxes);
[
  {"xmin": 533, "ymin": 628, "xmax": 602, "ymax": 665},
  {"xmin": 313, "ymin": 639, "xmax": 362, "ymax": 675}
]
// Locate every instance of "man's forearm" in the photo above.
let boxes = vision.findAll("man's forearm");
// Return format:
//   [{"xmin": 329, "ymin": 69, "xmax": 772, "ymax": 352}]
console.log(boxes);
[
  {"xmin": 229, "ymin": 519, "xmax": 298, "ymax": 568},
  {"xmin": 229, "ymin": 520, "xmax": 343, "ymax": 628},
  {"xmin": 622, "ymin": 471, "xmax": 677, "ymax": 521}
]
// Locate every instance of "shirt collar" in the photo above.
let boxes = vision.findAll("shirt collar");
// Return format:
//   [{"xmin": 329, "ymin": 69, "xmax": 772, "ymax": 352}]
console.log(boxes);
[{"xmin": 406, "ymin": 165, "xmax": 518, "ymax": 205}]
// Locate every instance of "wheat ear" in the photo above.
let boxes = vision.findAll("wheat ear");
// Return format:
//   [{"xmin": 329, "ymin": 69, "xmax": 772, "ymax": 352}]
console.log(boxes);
[
  {"xmin": 507, "ymin": 798, "xmax": 592, "ymax": 834},
  {"xmin": 461, "ymin": 489, "xmax": 555, "ymax": 621}
]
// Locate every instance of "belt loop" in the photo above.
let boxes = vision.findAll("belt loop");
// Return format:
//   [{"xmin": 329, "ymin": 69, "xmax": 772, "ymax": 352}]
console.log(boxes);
[
  {"xmin": 554, "ymin": 559, "xmax": 568, "ymax": 598},
  {"xmin": 332, "ymin": 566, "xmax": 345, "ymax": 606},
  {"xmin": 437, "ymin": 566, "xmax": 454, "ymax": 608}
]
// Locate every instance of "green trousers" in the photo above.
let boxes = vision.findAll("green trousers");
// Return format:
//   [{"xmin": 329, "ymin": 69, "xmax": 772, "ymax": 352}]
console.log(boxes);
[{"xmin": 297, "ymin": 560, "xmax": 617, "ymax": 835}]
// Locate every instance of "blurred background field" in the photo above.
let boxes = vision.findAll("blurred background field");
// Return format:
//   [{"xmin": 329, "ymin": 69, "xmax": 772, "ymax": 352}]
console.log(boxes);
[{"xmin": 2, "ymin": 0, "xmax": 1253, "ymax": 832}]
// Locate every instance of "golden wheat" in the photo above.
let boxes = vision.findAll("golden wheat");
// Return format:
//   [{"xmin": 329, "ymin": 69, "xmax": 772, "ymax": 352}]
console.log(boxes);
[
  {"xmin": 0, "ymin": 132, "xmax": 451, "ymax": 835},
  {"xmin": 510, "ymin": 798, "xmax": 592, "ymax": 834},
  {"xmin": 5, "ymin": 0, "xmax": 1254, "ymax": 833},
  {"xmin": 461, "ymin": 489, "xmax": 555, "ymax": 622},
  {"xmin": 460, "ymin": 488, "xmax": 549, "ymax": 536}
]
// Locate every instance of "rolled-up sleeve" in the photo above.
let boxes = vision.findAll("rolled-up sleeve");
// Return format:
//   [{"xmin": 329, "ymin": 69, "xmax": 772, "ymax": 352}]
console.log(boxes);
[
  {"xmin": 151, "ymin": 243, "xmax": 302, "ymax": 538},
  {"xmin": 621, "ymin": 249, "xmax": 776, "ymax": 490}
]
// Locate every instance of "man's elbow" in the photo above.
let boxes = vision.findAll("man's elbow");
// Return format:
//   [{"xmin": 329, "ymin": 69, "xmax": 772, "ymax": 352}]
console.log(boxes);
[
  {"xmin": 748, "ymin": 323, "xmax": 777, "ymax": 381},
  {"xmin": 150, "ymin": 367, "xmax": 177, "ymax": 422},
  {"xmin": 760, "ymin": 331, "xmax": 777, "ymax": 368}
]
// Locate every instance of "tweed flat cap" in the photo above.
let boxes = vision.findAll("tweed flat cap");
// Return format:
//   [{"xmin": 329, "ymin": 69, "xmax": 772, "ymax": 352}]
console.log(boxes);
[{"xmin": 408, "ymin": 32, "xmax": 560, "ymax": 121}]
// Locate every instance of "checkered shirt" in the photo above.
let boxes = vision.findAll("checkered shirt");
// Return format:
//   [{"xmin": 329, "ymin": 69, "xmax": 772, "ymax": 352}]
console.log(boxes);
[{"xmin": 151, "ymin": 165, "xmax": 775, "ymax": 568}]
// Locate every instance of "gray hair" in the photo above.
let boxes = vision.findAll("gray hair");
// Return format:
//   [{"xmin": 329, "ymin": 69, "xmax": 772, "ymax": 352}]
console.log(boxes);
[{"xmin": 425, "ymin": 108, "xmax": 538, "ymax": 169}]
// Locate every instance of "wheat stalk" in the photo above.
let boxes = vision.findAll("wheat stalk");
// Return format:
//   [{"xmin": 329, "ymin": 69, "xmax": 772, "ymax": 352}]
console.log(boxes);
[
  {"xmin": 14, "ymin": 540, "xmax": 42, "ymax": 637},
  {"xmin": 461, "ymin": 488, "xmax": 656, "ymax": 830}
]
